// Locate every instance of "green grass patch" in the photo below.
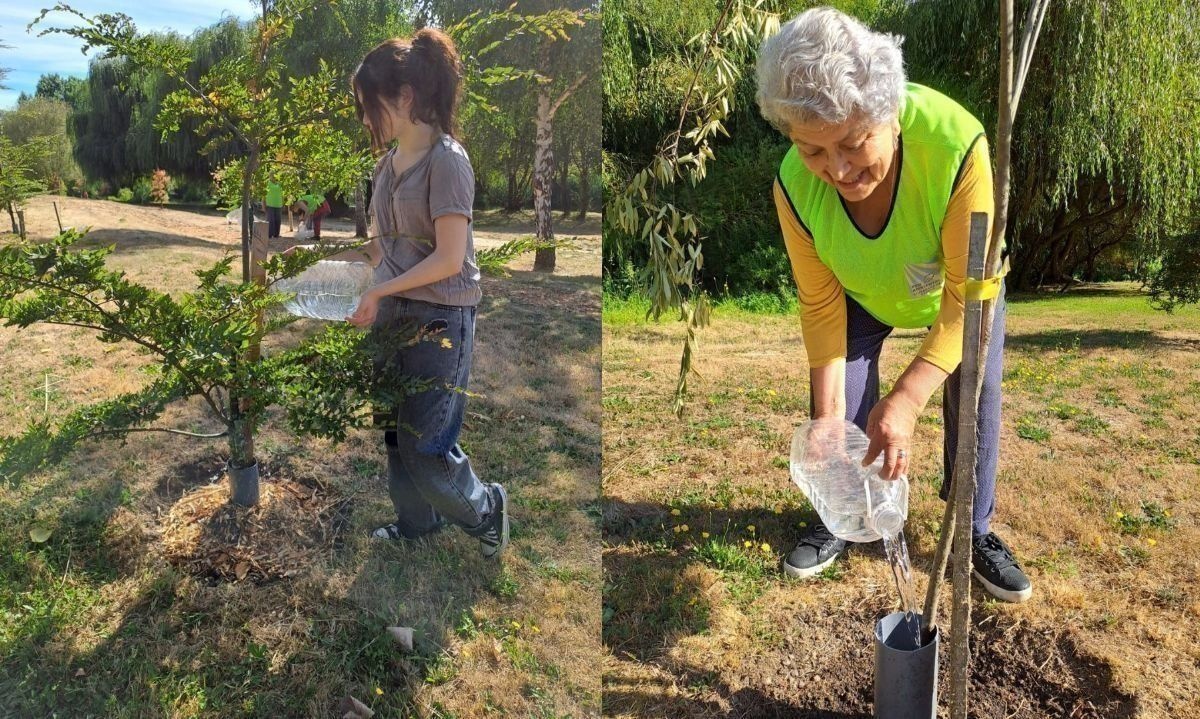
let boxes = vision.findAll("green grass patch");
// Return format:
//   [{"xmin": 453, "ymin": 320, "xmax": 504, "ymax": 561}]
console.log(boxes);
[{"xmin": 1016, "ymin": 413, "xmax": 1051, "ymax": 442}]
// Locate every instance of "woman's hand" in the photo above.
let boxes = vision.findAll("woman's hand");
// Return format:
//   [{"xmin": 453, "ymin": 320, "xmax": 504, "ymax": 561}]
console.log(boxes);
[
  {"xmin": 862, "ymin": 393, "xmax": 921, "ymax": 480},
  {"xmin": 347, "ymin": 288, "xmax": 382, "ymax": 328}
]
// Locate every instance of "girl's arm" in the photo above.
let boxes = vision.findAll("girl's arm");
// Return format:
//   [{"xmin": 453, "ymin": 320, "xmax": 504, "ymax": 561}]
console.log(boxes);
[{"xmin": 364, "ymin": 214, "xmax": 468, "ymax": 297}]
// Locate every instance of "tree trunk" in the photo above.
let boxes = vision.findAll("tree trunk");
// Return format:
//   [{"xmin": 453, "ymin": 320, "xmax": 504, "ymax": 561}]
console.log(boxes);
[
  {"xmin": 6, "ymin": 202, "xmax": 17, "ymax": 235},
  {"xmin": 577, "ymin": 156, "xmax": 591, "ymax": 220},
  {"xmin": 532, "ymin": 85, "xmax": 556, "ymax": 272},
  {"xmin": 229, "ymin": 144, "xmax": 260, "ymax": 504},
  {"xmin": 505, "ymin": 170, "xmax": 521, "ymax": 212},
  {"xmin": 354, "ymin": 181, "xmax": 368, "ymax": 238},
  {"xmin": 557, "ymin": 140, "xmax": 571, "ymax": 214}
]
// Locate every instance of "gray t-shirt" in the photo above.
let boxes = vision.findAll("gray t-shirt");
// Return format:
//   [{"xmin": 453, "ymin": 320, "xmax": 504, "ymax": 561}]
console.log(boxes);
[{"xmin": 369, "ymin": 135, "xmax": 482, "ymax": 307}]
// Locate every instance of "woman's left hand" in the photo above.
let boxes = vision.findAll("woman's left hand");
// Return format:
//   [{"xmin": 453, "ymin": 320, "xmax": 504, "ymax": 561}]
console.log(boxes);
[
  {"xmin": 347, "ymin": 288, "xmax": 381, "ymax": 328},
  {"xmin": 862, "ymin": 393, "xmax": 921, "ymax": 480}
]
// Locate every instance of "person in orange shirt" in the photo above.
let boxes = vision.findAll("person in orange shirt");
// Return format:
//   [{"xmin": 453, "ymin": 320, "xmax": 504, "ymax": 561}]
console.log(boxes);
[{"xmin": 756, "ymin": 7, "xmax": 1030, "ymax": 602}]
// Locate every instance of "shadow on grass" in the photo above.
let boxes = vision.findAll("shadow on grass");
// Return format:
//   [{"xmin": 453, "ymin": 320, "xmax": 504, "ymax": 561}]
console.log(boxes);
[
  {"xmin": 1006, "ymin": 328, "xmax": 1200, "ymax": 352},
  {"xmin": 603, "ymin": 497, "xmax": 1138, "ymax": 719},
  {"xmin": 79, "ymin": 228, "xmax": 235, "ymax": 254}
]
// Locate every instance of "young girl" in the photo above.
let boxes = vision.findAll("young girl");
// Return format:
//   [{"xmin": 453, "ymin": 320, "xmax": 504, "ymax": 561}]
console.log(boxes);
[{"xmin": 338, "ymin": 29, "xmax": 508, "ymax": 557}]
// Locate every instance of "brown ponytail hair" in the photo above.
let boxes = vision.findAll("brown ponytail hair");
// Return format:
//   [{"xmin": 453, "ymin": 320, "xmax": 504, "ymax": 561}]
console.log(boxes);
[{"xmin": 351, "ymin": 28, "xmax": 462, "ymax": 151}]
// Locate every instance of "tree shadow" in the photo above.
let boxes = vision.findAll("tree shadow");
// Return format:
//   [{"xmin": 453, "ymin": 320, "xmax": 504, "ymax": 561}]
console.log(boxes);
[
  {"xmin": 1006, "ymin": 328, "xmax": 1200, "ymax": 352},
  {"xmin": 603, "ymin": 497, "xmax": 1138, "ymax": 719},
  {"xmin": 79, "ymin": 228, "xmax": 235, "ymax": 254}
]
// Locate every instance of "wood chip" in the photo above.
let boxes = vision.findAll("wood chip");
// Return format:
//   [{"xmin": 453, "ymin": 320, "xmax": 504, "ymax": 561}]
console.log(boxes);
[
  {"xmin": 387, "ymin": 626, "xmax": 414, "ymax": 652},
  {"xmin": 338, "ymin": 695, "xmax": 374, "ymax": 718}
]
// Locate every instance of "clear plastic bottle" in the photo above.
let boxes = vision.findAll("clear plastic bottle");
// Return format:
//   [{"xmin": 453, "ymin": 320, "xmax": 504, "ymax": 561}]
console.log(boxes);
[
  {"xmin": 789, "ymin": 418, "xmax": 909, "ymax": 542},
  {"xmin": 274, "ymin": 259, "xmax": 374, "ymax": 321}
]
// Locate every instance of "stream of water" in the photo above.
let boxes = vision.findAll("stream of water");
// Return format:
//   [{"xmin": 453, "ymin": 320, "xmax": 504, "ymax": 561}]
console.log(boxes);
[{"xmin": 881, "ymin": 529, "xmax": 925, "ymax": 648}]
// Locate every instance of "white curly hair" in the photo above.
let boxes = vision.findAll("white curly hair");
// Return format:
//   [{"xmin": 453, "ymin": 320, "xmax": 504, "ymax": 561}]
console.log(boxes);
[{"xmin": 755, "ymin": 7, "xmax": 906, "ymax": 134}]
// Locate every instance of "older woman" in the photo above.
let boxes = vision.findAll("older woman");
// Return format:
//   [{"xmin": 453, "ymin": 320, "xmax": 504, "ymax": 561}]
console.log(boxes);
[{"xmin": 756, "ymin": 7, "xmax": 1030, "ymax": 602}]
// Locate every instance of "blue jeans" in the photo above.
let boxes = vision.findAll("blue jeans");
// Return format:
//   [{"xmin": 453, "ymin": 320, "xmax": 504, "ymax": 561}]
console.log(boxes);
[
  {"xmin": 372, "ymin": 297, "xmax": 492, "ymax": 537},
  {"xmin": 835, "ymin": 285, "xmax": 1006, "ymax": 537}
]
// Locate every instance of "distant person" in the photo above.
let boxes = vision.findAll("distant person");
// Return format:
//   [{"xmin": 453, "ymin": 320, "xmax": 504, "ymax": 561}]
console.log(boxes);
[
  {"xmin": 263, "ymin": 177, "xmax": 284, "ymax": 239},
  {"xmin": 294, "ymin": 191, "xmax": 330, "ymax": 239},
  {"xmin": 755, "ymin": 8, "xmax": 1030, "ymax": 601},
  {"xmin": 321, "ymin": 28, "xmax": 505, "ymax": 557}
]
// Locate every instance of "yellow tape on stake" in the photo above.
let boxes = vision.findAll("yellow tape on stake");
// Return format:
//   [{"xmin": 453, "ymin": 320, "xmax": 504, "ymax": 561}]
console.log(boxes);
[{"xmin": 964, "ymin": 275, "xmax": 1003, "ymax": 301}]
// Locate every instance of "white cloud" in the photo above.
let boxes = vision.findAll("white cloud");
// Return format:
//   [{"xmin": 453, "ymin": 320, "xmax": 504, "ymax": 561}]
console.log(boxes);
[{"xmin": 1, "ymin": 0, "xmax": 253, "ymax": 109}]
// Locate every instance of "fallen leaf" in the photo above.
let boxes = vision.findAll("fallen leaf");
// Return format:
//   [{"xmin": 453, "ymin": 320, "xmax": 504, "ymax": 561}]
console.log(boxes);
[
  {"xmin": 74, "ymin": 668, "xmax": 86, "ymax": 677},
  {"xmin": 29, "ymin": 526, "xmax": 52, "ymax": 543},
  {"xmin": 234, "ymin": 561, "xmax": 250, "ymax": 581}
]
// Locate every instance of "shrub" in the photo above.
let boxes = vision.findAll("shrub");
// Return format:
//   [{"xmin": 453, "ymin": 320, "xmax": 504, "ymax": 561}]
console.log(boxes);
[
  {"xmin": 131, "ymin": 177, "xmax": 153, "ymax": 204},
  {"xmin": 113, "ymin": 187, "xmax": 133, "ymax": 203},
  {"xmin": 150, "ymin": 169, "xmax": 172, "ymax": 206}
]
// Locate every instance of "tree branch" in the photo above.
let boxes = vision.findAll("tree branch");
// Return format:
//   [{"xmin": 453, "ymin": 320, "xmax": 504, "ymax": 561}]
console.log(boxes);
[
  {"xmin": 0, "ymin": 271, "xmax": 230, "ymax": 423},
  {"xmin": 91, "ymin": 426, "xmax": 228, "ymax": 439},
  {"xmin": 548, "ymin": 72, "xmax": 589, "ymax": 117}
]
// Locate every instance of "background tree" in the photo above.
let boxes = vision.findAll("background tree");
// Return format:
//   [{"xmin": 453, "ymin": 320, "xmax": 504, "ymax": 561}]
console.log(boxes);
[
  {"xmin": 604, "ymin": 0, "xmax": 1200, "ymax": 304},
  {"xmin": 0, "ymin": 96, "xmax": 82, "ymax": 193},
  {"xmin": 0, "ymin": 135, "xmax": 48, "ymax": 233}
]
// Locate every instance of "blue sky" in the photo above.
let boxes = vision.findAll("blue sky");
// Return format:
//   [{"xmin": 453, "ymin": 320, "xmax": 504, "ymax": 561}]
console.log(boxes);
[{"xmin": 0, "ymin": 1, "xmax": 257, "ymax": 110}]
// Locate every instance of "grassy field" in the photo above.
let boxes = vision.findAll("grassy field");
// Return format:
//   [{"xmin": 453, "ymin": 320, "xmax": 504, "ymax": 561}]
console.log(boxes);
[
  {"xmin": 0, "ymin": 195, "xmax": 602, "ymax": 718},
  {"xmin": 603, "ymin": 284, "xmax": 1200, "ymax": 719}
]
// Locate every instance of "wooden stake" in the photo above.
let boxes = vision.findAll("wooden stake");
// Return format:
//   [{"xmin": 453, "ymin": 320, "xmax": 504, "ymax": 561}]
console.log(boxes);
[
  {"xmin": 947, "ymin": 212, "xmax": 991, "ymax": 719},
  {"xmin": 53, "ymin": 201, "xmax": 64, "ymax": 233},
  {"xmin": 16, "ymin": 209, "xmax": 25, "ymax": 240}
]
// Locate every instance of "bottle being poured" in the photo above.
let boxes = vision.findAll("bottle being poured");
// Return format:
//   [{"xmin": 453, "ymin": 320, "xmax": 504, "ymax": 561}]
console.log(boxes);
[{"xmin": 791, "ymin": 418, "xmax": 925, "ymax": 647}]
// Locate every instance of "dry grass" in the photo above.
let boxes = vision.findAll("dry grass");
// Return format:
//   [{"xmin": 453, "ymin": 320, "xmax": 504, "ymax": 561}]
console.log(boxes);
[
  {"xmin": 603, "ymin": 285, "xmax": 1200, "ymax": 719},
  {"xmin": 0, "ymin": 195, "xmax": 601, "ymax": 718}
]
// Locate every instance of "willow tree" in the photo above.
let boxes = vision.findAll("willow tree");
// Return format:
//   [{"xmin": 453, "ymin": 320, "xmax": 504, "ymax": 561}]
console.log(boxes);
[
  {"xmin": 605, "ymin": 0, "xmax": 780, "ymax": 411},
  {"xmin": 895, "ymin": 0, "xmax": 1200, "ymax": 290},
  {"xmin": 30, "ymin": 1, "xmax": 371, "ymax": 503}
]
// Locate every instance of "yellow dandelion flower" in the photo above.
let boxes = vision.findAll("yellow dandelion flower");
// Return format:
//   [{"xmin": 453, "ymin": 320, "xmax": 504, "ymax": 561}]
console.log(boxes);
[
  {"xmin": 671, "ymin": 508, "xmax": 681, "ymax": 516},
  {"xmin": 1116, "ymin": 512, "xmax": 1125, "ymax": 519},
  {"xmin": 1147, "ymin": 538, "xmax": 1157, "ymax": 547},
  {"xmin": 767, "ymin": 389, "xmax": 777, "ymax": 396},
  {"xmin": 760, "ymin": 543, "xmax": 771, "ymax": 553},
  {"xmin": 747, "ymin": 525, "xmax": 756, "ymax": 534},
  {"xmin": 701, "ymin": 531, "xmax": 710, "ymax": 539},
  {"xmin": 743, "ymin": 540, "xmax": 752, "ymax": 548},
  {"xmin": 511, "ymin": 621, "xmax": 522, "ymax": 630},
  {"xmin": 375, "ymin": 687, "xmax": 384, "ymax": 696},
  {"xmin": 673, "ymin": 525, "xmax": 681, "ymax": 533},
  {"xmin": 531, "ymin": 625, "xmax": 541, "ymax": 634},
  {"xmin": 679, "ymin": 524, "xmax": 689, "ymax": 532},
  {"xmin": 774, "ymin": 506, "xmax": 784, "ymax": 514},
  {"xmin": 1165, "ymin": 510, "xmax": 1172, "ymax": 518}
]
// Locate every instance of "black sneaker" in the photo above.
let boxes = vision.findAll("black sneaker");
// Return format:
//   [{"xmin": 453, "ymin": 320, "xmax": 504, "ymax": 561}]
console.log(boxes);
[
  {"xmin": 971, "ymin": 532, "xmax": 1032, "ymax": 603},
  {"xmin": 783, "ymin": 522, "xmax": 847, "ymax": 579},
  {"xmin": 473, "ymin": 483, "xmax": 509, "ymax": 559}
]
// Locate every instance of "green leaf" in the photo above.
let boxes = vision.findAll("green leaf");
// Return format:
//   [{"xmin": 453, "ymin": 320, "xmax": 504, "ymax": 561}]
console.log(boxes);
[{"xmin": 28, "ymin": 525, "xmax": 52, "ymax": 543}]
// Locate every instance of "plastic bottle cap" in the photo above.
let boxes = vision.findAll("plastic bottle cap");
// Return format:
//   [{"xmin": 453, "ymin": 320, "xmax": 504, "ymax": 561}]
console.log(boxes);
[{"xmin": 873, "ymin": 504, "xmax": 905, "ymax": 537}]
